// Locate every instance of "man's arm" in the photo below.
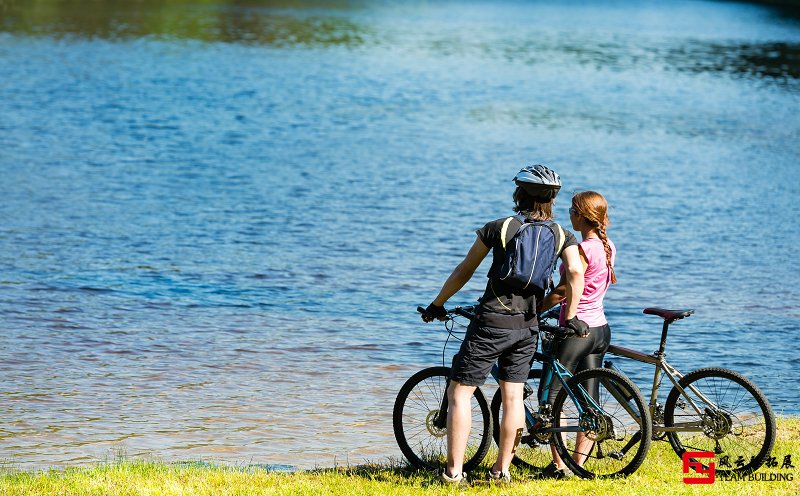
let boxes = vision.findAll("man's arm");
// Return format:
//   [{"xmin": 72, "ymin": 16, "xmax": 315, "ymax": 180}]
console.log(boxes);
[
  {"xmin": 539, "ymin": 277, "xmax": 566, "ymax": 313},
  {"xmin": 431, "ymin": 236, "xmax": 490, "ymax": 307}
]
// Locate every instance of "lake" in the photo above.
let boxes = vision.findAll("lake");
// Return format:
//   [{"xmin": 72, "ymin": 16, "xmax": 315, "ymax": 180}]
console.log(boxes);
[{"xmin": 0, "ymin": 0, "xmax": 799, "ymax": 469}]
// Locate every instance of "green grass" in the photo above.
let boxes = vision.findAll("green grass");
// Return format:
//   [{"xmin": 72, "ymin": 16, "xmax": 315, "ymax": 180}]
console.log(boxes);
[{"xmin": 2, "ymin": 417, "xmax": 799, "ymax": 496}]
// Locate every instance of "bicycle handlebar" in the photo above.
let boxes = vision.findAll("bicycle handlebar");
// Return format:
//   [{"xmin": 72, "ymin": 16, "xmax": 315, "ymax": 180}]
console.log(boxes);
[
  {"xmin": 416, "ymin": 305, "xmax": 477, "ymax": 320},
  {"xmin": 416, "ymin": 305, "xmax": 574, "ymax": 339}
]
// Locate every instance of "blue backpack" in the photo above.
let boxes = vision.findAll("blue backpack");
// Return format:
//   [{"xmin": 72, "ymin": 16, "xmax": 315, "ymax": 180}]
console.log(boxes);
[{"xmin": 491, "ymin": 215, "xmax": 566, "ymax": 293}]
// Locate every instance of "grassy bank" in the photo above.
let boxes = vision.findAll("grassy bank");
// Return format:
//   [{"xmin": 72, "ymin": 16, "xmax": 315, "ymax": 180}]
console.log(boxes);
[{"xmin": 2, "ymin": 417, "xmax": 799, "ymax": 496}]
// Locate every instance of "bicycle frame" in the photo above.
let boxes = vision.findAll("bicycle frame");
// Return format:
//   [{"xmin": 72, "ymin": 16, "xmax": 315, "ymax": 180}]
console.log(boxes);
[
  {"xmin": 428, "ymin": 307, "xmax": 620, "ymax": 437},
  {"xmin": 607, "ymin": 343, "xmax": 724, "ymax": 434},
  {"xmin": 491, "ymin": 351, "xmax": 606, "ymax": 435}
]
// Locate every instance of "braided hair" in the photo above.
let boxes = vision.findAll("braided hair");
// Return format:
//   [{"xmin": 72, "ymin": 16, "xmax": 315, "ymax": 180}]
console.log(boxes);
[{"xmin": 572, "ymin": 191, "xmax": 617, "ymax": 284}]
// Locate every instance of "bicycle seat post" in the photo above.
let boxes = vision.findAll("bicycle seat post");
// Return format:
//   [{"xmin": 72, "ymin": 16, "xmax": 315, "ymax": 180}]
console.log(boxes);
[
  {"xmin": 656, "ymin": 320, "xmax": 671, "ymax": 357},
  {"xmin": 643, "ymin": 308, "xmax": 694, "ymax": 357}
]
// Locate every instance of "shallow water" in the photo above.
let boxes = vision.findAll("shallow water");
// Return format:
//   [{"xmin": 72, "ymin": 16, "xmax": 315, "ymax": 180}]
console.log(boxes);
[{"xmin": 0, "ymin": 0, "xmax": 799, "ymax": 469}]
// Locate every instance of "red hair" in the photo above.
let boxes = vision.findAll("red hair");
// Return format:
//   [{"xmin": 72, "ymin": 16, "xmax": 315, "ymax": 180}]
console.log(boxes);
[{"xmin": 572, "ymin": 191, "xmax": 616, "ymax": 284}]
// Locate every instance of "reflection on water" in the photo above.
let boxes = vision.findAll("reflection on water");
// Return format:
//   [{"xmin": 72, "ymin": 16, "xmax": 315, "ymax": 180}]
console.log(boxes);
[
  {"xmin": 1, "ymin": 0, "xmax": 372, "ymax": 47},
  {"xmin": 2, "ymin": 0, "xmax": 799, "ymax": 85},
  {"xmin": 668, "ymin": 41, "xmax": 800, "ymax": 82},
  {"xmin": 1, "ymin": 0, "xmax": 799, "ymax": 471}
]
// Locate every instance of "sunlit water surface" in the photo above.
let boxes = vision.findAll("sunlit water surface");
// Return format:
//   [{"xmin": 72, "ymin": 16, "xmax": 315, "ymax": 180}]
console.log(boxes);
[{"xmin": 1, "ymin": 0, "xmax": 799, "ymax": 469}]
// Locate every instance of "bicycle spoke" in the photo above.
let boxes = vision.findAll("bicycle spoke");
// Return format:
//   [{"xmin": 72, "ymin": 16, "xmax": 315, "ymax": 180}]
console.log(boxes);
[{"xmin": 665, "ymin": 368, "xmax": 774, "ymax": 474}]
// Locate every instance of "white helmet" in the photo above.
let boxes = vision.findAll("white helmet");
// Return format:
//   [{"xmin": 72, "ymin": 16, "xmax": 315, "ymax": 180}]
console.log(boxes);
[{"xmin": 513, "ymin": 165, "xmax": 561, "ymax": 200}]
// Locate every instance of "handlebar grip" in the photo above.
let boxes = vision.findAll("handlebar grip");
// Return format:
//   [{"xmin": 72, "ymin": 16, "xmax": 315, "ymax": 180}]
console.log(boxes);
[
  {"xmin": 542, "ymin": 308, "xmax": 560, "ymax": 321},
  {"xmin": 453, "ymin": 307, "xmax": 476, "ymax": 320},
  {"xmin": 417, "ymin": 306, "xmax": 426, "ymax": 314},
  {"xmin": 539, "ymin": 324, "xmax": 576, "ymax": 339}
]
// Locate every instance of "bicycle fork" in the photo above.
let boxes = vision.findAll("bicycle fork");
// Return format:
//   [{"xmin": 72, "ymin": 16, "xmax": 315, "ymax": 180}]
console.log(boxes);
[{"xmin": 434, "ymin": 380, "xmax": 450, "ymax": 430}]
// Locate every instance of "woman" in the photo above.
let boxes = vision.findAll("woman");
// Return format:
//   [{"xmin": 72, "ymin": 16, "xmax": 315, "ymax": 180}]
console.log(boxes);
[
  {"xmin": 539, "ymin": 190, "xmax": 617, "ymax": 478},
  {"xmin": 421, "ymin": 165, "xmax": 588, "ymax": 485}
]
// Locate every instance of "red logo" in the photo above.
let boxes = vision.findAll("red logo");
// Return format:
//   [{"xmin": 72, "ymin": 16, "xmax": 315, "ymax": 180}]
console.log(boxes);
[{"xmin": 683, "ymin": 451, "xmax": 715, "ymax": 484}]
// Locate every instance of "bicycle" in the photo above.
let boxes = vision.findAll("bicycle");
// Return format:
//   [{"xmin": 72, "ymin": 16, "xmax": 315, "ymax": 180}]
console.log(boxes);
[
  {"xmin": 393, "ymin": 306, "xmax": 652, "ymax": 478},
  {"xmin": 600, "ymin": 307, "xmax": 776, "ymax": 476}
]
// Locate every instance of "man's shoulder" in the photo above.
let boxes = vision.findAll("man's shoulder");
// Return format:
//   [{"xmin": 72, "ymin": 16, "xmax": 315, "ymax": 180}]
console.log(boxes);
[{"xmin": 481, "ymin": 216, "xmax": 517, "ymax": 232}]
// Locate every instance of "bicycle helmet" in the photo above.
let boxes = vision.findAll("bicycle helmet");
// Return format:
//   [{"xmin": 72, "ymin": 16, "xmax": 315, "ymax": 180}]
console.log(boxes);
[{"xmin": 513, "ymin": 164, "xmax": 561, "ymax": 200}]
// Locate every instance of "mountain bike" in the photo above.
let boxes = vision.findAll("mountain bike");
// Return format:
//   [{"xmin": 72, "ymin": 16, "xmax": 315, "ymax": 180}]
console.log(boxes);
[
  {"xmin": 488, "ymin": 308, "xmax": 654, "ymax": 478},
  {"xmin": 602, "ymin": 307, "xmax": 776, "ymax": 475},
  {"xmin": 393, "ymin": 306, "xmax": 652, "ymax": 478}
]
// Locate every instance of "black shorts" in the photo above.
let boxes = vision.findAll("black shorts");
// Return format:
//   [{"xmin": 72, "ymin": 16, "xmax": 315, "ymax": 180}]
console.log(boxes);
[{"xmin": 449, "ymin": 321, "xmax": 538, "ymax": 386}]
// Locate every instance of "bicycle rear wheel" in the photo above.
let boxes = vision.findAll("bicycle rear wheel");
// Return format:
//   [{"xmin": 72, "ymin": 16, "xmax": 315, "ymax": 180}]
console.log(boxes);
[
  {"xmin": 392, "ymin": 366, "xmax": 492, "ymax": 472},
  {"xmin": 552, "ymin": 367, "xmax": 652, "ymax": 478},
  {"xmin": 664, "ymin": 367, "xmax": 775, "ymax": 475},
  {"xmin": 490, "ymin": 369, "xmax": 554, "ymax": 473}
]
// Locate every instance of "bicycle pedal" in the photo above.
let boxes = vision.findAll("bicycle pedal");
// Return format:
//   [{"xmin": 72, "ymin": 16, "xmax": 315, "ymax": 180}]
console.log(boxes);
[{"xmin": 608, "ymin": 450, "xmax": 624, "ymax": 460}]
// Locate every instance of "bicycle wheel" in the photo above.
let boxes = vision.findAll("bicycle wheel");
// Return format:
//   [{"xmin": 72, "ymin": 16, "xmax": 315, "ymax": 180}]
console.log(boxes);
[
  {"xmin": 490, "ymin": 369, "xmax": 554, "ymax": 472},
  {"xmin": 664, "ymin": 367, "xmax": 775, "ymax": 475},
  {"xmin": 551, "ymin": 367, "xmax": 652, "ymax": 478},
  {"xmin": 392, "ymin": 366, "xmax": 492, "ymax": 472}
]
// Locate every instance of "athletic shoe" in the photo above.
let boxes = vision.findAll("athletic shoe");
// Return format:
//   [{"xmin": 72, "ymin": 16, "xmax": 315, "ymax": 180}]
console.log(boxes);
[
  {"xmin": 439, "ymin": 470, "xmax": 468, "ymax": 486},
  {"xmin": 488, "ymin": 469, "xmax": 512, "ymax": 484},
  {"xmin": 540, "ymin": 462, "xmax": 574, "ymax": 479}
]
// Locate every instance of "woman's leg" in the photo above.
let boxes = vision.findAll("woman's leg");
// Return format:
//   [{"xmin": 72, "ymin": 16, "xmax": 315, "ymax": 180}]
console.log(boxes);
[
  {"xmin": 548, "ymin": 336, "xmax": 594, "ymax": 469},
  {"xmin": 571, "ymin": 324, "xmax": 610, "ymax": 466}
]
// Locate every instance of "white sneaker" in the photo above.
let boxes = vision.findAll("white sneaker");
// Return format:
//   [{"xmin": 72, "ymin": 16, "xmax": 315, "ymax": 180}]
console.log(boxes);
[
  {"xmin": 439, "ymin": 470, "xmax": 468, "ymax": 486},
  {"xmin": 488, "ymin": 469, "xmax": 512, "ymax": 484}
]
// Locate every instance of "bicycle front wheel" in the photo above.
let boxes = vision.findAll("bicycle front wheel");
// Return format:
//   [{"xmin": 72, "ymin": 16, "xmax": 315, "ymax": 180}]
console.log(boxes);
[
  {"xmin": 490, "ymin": 368, "xmax": 554, "ymax": 473},
  {"xmin": 552, "ymin": 367, "xmax": 652, "ymax": 478},
  {"xmin": 392, "ymin": 366, "xmax": 492, "ymax": 472},
  {"xmin": 664, "ymin": 367, "xmax": 776, "ymax": 475}
]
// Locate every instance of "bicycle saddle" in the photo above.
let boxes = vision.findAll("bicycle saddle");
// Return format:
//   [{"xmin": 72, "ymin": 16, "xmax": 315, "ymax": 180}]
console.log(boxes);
[{"xmin": 643, "ymin": 308, "xmax": 694, "ymax": 321}]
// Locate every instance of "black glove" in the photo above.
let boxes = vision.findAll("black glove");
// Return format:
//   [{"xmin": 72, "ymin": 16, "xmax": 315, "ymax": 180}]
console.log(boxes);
[
  {"xmin": 565, "ymin": 316, "xmax": 590, "ymax": 337},
  {"xmin": 421, "ymin": 303, "xmax": 447, "ymax": 322}
]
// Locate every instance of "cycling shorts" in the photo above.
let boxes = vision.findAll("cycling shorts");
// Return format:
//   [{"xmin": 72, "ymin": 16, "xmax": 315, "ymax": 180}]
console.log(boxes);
[{"xmin": 449, "ymin": 321, "xmax": 538, "ymax": 386}]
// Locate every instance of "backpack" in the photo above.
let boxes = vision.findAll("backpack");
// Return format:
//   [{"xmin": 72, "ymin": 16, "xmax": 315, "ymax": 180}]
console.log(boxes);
[{"xmin": 490, "ymin": 215, "xmax": 566, "ymax": 293}]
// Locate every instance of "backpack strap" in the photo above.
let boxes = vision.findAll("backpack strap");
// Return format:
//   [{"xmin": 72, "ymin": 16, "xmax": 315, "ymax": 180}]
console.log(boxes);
[
  {"xmin": 546, "ymin": 222, "xmax": 566, "ymax": 292},
  {"xmin": 552, "ymin": 222, "xmax": 565, "ymax": 256},
  {"xmin": 500, "ymin": 215, "xmax": 530, "ymax": 249},
  {"xmin": 500, "ymin": 217, "xmax": 514, "ymax": 250}
]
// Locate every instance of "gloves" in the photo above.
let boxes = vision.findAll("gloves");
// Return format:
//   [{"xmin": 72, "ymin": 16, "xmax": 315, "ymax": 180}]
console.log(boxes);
[
  {"xmin": 565, "ymin": 316, "xmax": 590, "ymax": 337},
  {"xmin": 421, "ymin": 303, "xmax": 447, "ymax": 322}
]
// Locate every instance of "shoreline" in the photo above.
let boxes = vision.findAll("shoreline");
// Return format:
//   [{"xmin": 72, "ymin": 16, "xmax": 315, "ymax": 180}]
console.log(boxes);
[{"xmin": 2, "ymin": 416, "xmax": 798, "ymax": 495}]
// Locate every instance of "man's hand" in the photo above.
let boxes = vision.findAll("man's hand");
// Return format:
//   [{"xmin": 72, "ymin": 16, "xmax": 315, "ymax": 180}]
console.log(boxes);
[
  {"xmin": 421, "ymin": 303, "xmax": 448, "ymax": 322},
  {"xmin": 565, "ymin": 316, "xmax": 590, "ymax": 337}
]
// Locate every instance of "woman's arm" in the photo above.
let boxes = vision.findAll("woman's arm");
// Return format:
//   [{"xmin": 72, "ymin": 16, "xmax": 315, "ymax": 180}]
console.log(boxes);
[
  {"xmin": 560, "ymin": 244, "xmax": 585, "ymax": 320},
  {"xmin": 431, "ymin": 236, "xmax": 490, "ymax": 307}
]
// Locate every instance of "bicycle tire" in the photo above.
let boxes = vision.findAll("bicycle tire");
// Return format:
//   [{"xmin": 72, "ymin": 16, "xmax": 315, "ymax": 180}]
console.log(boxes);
[
  {"xmin": 490, "ymin": 369, "xmax": 554, "ymax": 472},
  {"xmin": 664, "ymin": 367, "xmax": 776, "ymax": 475},
  {"xmin": 392, "ymin": 366, "xmax": 492, "ymax": 472},
  {"xmin": 552, "ymin": 367, "xmax": 652, "ymax": 478}
]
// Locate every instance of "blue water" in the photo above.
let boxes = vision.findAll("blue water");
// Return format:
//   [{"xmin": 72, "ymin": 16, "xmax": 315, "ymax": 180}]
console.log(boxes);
[{"xmin": 1, "ymin": 0, "xmax": 799, "ymax": 469}]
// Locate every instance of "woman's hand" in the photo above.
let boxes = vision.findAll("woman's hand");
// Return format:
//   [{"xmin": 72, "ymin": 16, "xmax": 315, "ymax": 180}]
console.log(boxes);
[{"xmin": 566, "ymin": 316, "xmax": 590, "ymax": 337}]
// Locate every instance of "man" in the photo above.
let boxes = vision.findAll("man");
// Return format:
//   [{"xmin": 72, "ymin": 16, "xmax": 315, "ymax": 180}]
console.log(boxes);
[{"xmin": 421, "ymin": 164, "xmax": 587, "ymax": 484}]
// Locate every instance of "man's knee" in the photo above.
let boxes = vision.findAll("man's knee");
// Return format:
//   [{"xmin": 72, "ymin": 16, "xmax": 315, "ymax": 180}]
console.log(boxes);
[
  {"xmin": 498, "ymin": 381, "xmax": 525, "ymax": 405},
  {"xmin": 448, "ymin": 381, "xmax": 476, "ymax": 404}
]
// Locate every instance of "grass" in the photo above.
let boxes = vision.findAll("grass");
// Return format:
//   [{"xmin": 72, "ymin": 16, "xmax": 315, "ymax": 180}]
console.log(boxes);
[{"xmin": 1, "ymin": 417, "xmax": 799, "ymax": 496}]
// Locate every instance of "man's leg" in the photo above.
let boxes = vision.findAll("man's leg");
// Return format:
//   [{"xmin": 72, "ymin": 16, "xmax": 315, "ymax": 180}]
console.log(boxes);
[
  {"xmin": 492, "ymin": 380, "xmax": 524, "ymax": 474},
  {"xmin": 446, "ymin": 381, "xmax": 476, "ymax": 477}
]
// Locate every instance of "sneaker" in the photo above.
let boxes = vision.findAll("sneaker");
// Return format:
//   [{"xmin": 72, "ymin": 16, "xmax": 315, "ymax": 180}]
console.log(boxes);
[
  {"xmin": 539, "ymin": 462, "xmax": 574, "ymax": 480},
  {"xmin": 488, "ymin": 469, "xmax": 512, "ymax": 484},
  {"xmin": 439, "ymin": 470, "xmax": 468, "ymax": 486}
]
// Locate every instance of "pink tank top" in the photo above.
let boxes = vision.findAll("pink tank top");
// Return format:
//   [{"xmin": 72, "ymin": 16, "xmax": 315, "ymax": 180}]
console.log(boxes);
[{"xmin": 559, "ymin": 237, "xmax": 616, "ymax": 327}]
